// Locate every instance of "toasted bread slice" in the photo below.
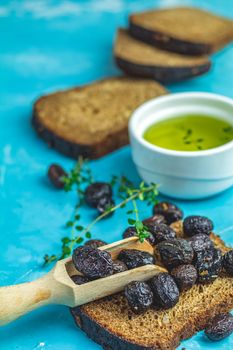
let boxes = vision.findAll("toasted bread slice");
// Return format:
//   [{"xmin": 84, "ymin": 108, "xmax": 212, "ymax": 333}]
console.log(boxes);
[
  {"xmin": 33, "ymin": 77, "xmax": 167, "ymax": 159},
  {"xmin": 129, "ymin": 7, "xmax": 233, "ymax": 55},
  {"xmin": 114, "ymin": 29, "xmax": 211, "ymax": 83},
  {"xmin": 71, "ymin": 222, "xmax": 233, "ymax": 350}
]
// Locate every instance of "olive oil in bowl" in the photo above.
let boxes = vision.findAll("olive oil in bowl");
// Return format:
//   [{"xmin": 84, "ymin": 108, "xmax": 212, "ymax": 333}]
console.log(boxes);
[{"xmin": 143, "ymin": 115, "xmax": 233, "ymax": 152}]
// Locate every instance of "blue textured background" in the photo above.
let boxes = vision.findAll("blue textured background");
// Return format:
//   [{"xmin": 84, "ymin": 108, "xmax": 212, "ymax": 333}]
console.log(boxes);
[{"xmin": 0, "ymin": 0, "xmax": 233, "ymax": 349}]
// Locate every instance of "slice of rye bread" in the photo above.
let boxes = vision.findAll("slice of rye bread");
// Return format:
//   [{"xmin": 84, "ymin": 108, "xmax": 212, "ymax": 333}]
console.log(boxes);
[
  {"xmin": 32, "ymin": 77, "xmax": 167, "ymax": 159},
  {"xmin": 71, "ymin": 221, "xmax": 233, "ymax": 350},
  {"xmin": 129, "ymin": 7, "xmax": 233, "ymax": 55},
  {"xmin": 114, "ymin": 29, "xmax": 211, "ymax": 83}
]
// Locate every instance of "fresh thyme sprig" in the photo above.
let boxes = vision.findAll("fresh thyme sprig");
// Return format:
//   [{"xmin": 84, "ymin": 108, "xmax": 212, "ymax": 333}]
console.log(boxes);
[
  {"xmin": 62, "ymin": 157, "xmax": 94, "ymax": 193},
  {"xmin": 44, "ymin": 158, "xmax": 93, "ymax": 265},
  {"xmin": 113, "ymin": 176, "xmax": 159, "ymax": 243},
  {"xmin": 43, "ymin": 160, "xmax": 159, "ymax": 265}
]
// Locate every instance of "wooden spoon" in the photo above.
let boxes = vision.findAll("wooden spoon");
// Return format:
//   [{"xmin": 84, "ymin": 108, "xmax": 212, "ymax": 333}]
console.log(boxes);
[{"xmin": 0, "ymin": 237, "xmax": 166, "ymax": 326}]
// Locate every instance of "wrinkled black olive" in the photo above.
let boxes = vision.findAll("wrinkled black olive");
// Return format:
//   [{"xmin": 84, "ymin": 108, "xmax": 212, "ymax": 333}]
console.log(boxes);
[
  {"xmin": 146, "ymin": 223, "xmax": 176, "ymax": 244},
  {"xmin": 195, "ymin": 248, "xmax": 222, "ymax": 284},
  {"xmin": 150, "ymin": 273, "xmax": 179, "ymax": 309},
  {"xmin": 84, "ymin": 239, "xmax": 107, "ymax": 249},
  {"xmin": 118, "ymin": 249, "xmax": 155, "ymax": 270},
  {"xmin": 123, "ymin": 226, "xmax": 137, "ymax": 239},
  {"xmin": 183, "ymin": 215, "xmax": 213, "ymax": 237},
  {"xmin": 85, "ymin": 182, "xmax": 112, "ymax": 208},
  {"xmin": 142, "ymin": 214, "xmax": 166, "ymax": 226},
  {"xmin": 205, "ymin": 313, "xmax": 233, "ymax": 341},
  {"xmin": 71, "ymin": 275, "xmax": 90, "ymax": 285},
  {"xmin": 48, "ymin": 164, "xmax": 67, "ymax": 189},
  {"xmin": 153, "ymin": 202, "xmax": 183, "ymax": 224},
  {"xmin": 113, "ymin": 260, "xmax": 128, "ymax": 274},
  {"xmin": 223, "ymin": 250, "xmax": 233, "ymax": 276},
  {"xmin": 125, "ymin": 281, "xmax": 153, "ymax": 314},
  {"xmin": 188, "ymin": 234, "xmax": 214, "ymax": 254},
  {"xmin": 171, "ymin": 265, "xmax": 197, "ymax": 292},
  {"xmin": 157, "ymin": 239, "xmax": 194, "ymax": 269},
  {"xmin": 97, "ymin": 196, "xmax": 115, "ymax": 215},
  {"xmin": 72, "ymin": 246, "xmax": 114, "ymax": 279},
  {"xmin": 122, "ymin": 226, "xmax": 156, "ymax": 246}
]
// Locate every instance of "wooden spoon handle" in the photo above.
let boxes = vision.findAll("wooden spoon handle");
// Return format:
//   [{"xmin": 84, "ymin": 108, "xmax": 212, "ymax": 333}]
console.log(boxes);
[{"xmin": 0, "ymin": 270, "xmax": 63, "ymax": 326}]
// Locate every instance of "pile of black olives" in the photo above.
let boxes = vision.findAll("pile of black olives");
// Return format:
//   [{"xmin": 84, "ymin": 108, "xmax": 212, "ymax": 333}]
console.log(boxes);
[
  {"xmin": 71, "ymin": 241, "xmax": 156, "ymax": 284},
  {"xmin": 70, "ymin": 200, "xmax": 233, "ymax": 342}
]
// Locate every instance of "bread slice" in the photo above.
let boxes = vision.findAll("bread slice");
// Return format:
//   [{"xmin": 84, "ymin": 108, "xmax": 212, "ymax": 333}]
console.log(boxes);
[
  {"xmin": 129, "ymin": 7, "xmax": 233, "ymax": 55},
  {"xmin": 32, "ymin": 77, "xmax": 167, "ymax": 159},
  {"xmin": 71, "ymin": 222, "xmax": 233, "ymax": 350},
  {"xmin": 114, "ymin": 29, "xmax": 211, "ymax": 83}
]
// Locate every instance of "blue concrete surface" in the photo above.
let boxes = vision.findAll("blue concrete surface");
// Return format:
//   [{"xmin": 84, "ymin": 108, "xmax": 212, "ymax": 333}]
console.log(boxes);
[{"xmin": 0, "ymin": 0, "xmax": 233, "ymax": 349}]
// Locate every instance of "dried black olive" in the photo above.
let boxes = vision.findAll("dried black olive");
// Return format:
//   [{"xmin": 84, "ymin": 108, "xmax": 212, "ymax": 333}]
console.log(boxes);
[
  {"xmin": 195, "ymin": 248, "xmax": 222, "ymax": 284},
  {"xmin": 84, "ymin": 239, "xmax": 107, "ymax": 249},
  {"xmin": 171, "ymin": 265, "xmax": 197, "ymax": 291},
  {"xmin": 72, "ymin": 246, "xmax": 114, "ymax": 279},
  {"xmin": 188, "ymin": 234, "xmax": 214, "ymax": 254},
  {"xmin": 163, "ymin": 210, "xmax": 184, "ymax": 225},
  {"xmin": 96, "ymin": 196, "xmax": 115, "ymax": 215},
  {"xmin": 223, "ymin": 250, "xmax": 233, "ymax": 276},
  {"xmin": 118, "ymin": 249, "xmax": 155, "ymax": 270},
  {"xmin": 123, "ymin": 226, "xmax": 137, "ymax": 239},
  {"xmin": 48, "ymin": 164, "xmax": 67, "ymax": 189},
  {"xmin": 122, "ymin": 226, "xmax": 156, "ymax": 246},
  {"xmin": 142, "ymin": 214, "xmax": 166, "ymax": 226},
  {"xmin": 153, "ymin": 202, "xmax": 183, "ymax": 224},
  {"xmin": 183, "ymin": 215, "xmax": 213, "ymax": 237},
  {"xmin": 146, "ymin": 223, "xmax": 176, "ymax": 244},
  {"xmin": 150, "ymin": 273, "xmax": 179, "ymax": 309},
  {"xmin": 205, "ymin": 313, "xmax": 233, "ymax": 341},
  {"xmin": 112, "ymin": 260, "xmax": 128, "ymax": 274},
  {"xmin": 71, "ymin": 275, "xmax": 90, "ymax": 285},
  {"xmin": 125, "ymin": 281, "xmax": 153, "ymax": 314},
  {"xmin": 84, "ymin": 182, "xmax": 112, "ymax": 208},
  {"xmin": 157, "ymin": 239, "xmax": 194, "ymax": 269}
]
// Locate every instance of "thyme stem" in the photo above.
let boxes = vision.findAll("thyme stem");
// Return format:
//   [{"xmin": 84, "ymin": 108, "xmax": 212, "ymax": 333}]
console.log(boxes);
[{"xmin": 43, "ymin": 159, "xmax": 159, "ymax": 265}]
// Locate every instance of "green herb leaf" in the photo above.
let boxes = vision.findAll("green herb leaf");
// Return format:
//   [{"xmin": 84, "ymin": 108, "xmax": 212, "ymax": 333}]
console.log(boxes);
[
  {"xmin": 85, "ymin": 232, "xmax": 92, "ymax": 239},
  {"xmin": 75, "ymin": 237, "xmax": 84, "ymax": 244},
  {"xmin": 66, "ymin": 221, "xmax": 73, "ymax": 228},
  {"xmin": 135, "ymin": 220, "xmax": 143, "ymax": 230},
  {"xmin": 126, "ymin": 210, "xmax": 134, "ymax": 215},
  {"xmin": 62, "ymin": 246, "xmax": 71, "ymax": 255},
  {"xmin": 61, "ymin": 237, "xmax": 70, "ymax": 244},
  {"xmin": 128, "ymin": 218, "xmax": 136, "ymax": 225}
]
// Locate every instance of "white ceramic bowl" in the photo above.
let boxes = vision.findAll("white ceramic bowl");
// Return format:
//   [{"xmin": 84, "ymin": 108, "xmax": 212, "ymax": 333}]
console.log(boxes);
[{"xmin": 129, "ymin": 92, "xmax": 233, "ymax": 200}]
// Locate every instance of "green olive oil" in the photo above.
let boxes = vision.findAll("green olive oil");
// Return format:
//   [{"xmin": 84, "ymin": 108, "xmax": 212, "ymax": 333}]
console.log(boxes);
[{"xmin": 143, "ymin": 115, "xmax": 233, "ymax": 151}]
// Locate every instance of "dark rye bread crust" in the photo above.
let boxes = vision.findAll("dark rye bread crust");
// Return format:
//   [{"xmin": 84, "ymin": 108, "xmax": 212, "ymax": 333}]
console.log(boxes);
[
  {"xmin": 32, "ymin": 113, "xmax": 92, "ymax": 158},
  {"xmin": 129, "ymin": 21, "xmax": 211, "ymax": 56},
  {"xmin": 32, "ymin": 111, "xmax": 129, "ymax": 159},
  {"xmin": 71, "ymin": 225, "xmax": 233, "ymax": 350},
  {"xmin": 115, "ymin": 57, "xmax": 211, "ymax": 83},
  {"xmin": 114, "ymin": 29, "xmax": 211, "ymax": 83},
  {"xmin": 71, "ymin": 292, "xmax": 233, "ymax": 350},
  {"xmin": 71, "ymin": 307, "xmax": 155, "ymax": 350}
]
